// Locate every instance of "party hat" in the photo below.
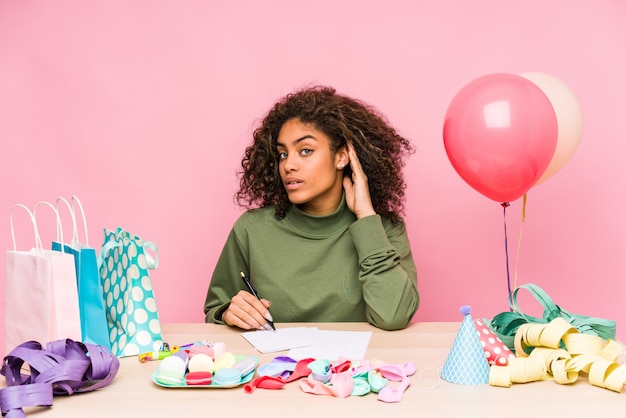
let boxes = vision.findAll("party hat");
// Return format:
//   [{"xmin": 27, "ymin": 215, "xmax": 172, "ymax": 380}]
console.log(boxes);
[
  {"xmin": 440, "ymin": 305, "xmax": 490, "ymax": 385},
  {"xmin": 473, "ymin": 318, "xmax": 515, "ymax": 366}
]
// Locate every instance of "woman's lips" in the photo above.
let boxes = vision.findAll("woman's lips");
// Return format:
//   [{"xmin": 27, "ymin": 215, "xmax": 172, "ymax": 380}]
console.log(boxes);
[{"xmin": 284, "ymin": 179, "xmax": 303, "ymax": 191}]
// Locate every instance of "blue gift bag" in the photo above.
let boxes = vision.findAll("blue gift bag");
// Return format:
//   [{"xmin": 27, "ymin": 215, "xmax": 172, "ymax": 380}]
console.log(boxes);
[
  {"xmin": 53, "ymin": 196, "xmax": 111, "ymax": 349},
  {"xmin": 97, "ymin": 227, "xmax": 163, "ymax": 357}
]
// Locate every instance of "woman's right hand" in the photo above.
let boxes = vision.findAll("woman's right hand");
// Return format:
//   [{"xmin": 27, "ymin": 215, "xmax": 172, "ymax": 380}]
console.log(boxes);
[
  {"xmin": 343, "ymin": 141, "xmax": 376, "ymax": 219},
  {"xmin": 222, "ymin": 290, "xmax": 274, "ymax": 330}
]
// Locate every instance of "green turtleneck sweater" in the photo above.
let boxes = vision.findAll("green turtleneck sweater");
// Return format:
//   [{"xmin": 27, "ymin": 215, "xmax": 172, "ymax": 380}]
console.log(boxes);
[{"xmin": 203, "ymin": 198, "xmax": 419, "ymax": 330}]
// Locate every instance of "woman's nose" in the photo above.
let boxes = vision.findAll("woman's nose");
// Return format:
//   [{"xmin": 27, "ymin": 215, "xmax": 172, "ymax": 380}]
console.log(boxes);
[{"xmin": 283, "ymin": 155, "xmax": 297, "ymax": 171}]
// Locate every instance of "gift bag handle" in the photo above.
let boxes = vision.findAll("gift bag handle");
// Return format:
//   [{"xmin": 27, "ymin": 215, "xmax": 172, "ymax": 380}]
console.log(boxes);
[
  {"xmin": 71, "ymin": 195, "xmax": 89, "ymax": 246},
  {"xmin": 97, "ymin": 234, "xmax": 159, "ymax": 270},
  {"xmin": 143, "ymin": 240, "xmax": 159, "ymax": 269},
  {"xmin": 55, "ymin": 196, "xmax": 90, "ymax": 248},
  {"xmin": 9, "ymin": 204, "xmax": 43, "ymax": 251},
  {"xmin": 33, "ymin": 201, "xmax": 66, "ymax": 247}
]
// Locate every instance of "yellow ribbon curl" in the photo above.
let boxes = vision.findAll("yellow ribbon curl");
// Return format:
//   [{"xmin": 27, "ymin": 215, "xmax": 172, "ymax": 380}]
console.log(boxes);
[{"xmin": 489, "ymin": 317, "xmax": 626, "ymax": 392}]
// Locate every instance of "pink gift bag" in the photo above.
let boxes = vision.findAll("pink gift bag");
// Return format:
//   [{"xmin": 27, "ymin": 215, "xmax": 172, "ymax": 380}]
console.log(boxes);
[{"xmin": 4, "ymin": 203, "xmax": 81, "ymax": 353}]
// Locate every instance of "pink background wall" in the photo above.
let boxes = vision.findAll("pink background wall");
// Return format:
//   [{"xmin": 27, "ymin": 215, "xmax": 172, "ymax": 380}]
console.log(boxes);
[{"xmin": 1, "ymin": 1, "xmax": 625, "ymax": 357}]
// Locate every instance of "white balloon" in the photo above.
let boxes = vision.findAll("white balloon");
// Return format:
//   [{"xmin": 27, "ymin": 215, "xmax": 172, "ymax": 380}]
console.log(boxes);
[{"xmin": 520, "ymin": 72, "xmax": 583, "ymax": 185}]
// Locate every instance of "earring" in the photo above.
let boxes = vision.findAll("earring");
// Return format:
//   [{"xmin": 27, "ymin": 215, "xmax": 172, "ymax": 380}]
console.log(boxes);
[{"xmin": 337, "ymin": 163, "xmax": 344, "ymax": 169}]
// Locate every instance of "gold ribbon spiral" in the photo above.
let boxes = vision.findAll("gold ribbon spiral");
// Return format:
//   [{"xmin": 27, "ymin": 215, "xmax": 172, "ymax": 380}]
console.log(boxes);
[{"xmin": 489, "ymin": 317, "xmax": 626, "ymax": 392}]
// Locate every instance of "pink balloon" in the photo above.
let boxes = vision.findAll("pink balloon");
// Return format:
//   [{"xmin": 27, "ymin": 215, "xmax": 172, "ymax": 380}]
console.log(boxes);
[{"xmin": 443, "ymin": 73, "xmax": 558, "ymax": 203}]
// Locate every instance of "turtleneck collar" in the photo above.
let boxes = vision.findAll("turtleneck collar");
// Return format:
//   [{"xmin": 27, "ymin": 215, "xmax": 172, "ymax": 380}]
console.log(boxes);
[{"xmin": 284, "ymin": 194, "xmax": 356, "ymax": 237}]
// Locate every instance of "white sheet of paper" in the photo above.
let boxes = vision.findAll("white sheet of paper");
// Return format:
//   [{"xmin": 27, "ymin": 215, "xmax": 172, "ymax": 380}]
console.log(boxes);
[
  {"xmin": 241, "ymin": 327, "xmax": 318, "ymax": 353},
  {"xmin": 287, "ymin": 330, "xmax": 372, "ymax": 361},
  {"xmin": 241, "ymin": 327, "xmax": 372, "ymax": 360}
]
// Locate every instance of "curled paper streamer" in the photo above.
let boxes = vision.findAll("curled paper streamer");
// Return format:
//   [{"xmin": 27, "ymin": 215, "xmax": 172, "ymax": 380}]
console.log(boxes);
[{"xmin": 489, "ymin": 317, "xmax": 626, "ymax": 392}]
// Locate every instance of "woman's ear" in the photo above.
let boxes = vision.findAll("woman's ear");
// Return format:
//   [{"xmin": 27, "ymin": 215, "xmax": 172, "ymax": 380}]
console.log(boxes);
[{"xmin": 335, "ymin": 145, "xmax": 349, "ymax": 170}]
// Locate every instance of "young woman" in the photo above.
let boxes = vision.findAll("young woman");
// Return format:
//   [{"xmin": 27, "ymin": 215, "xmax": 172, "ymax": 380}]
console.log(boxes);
[{"xmin": 203, "ymin": 85, "xmax": 419, "ymax": 331}]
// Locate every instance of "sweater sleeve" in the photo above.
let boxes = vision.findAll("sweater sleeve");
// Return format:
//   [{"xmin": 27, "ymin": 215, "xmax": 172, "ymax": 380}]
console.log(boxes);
[
  {"xmin": 203, "ymin": 227, "xmax": 249, "ymax": 324},
  {"xmin": 348, "ymin": 215, "xmax": 419, "ymax": 330}
]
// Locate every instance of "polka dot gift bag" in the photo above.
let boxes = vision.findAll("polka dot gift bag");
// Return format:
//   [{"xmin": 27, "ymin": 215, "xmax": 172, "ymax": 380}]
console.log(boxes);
[{"xmin": 97, "ymin": 228, "xmax": 163, "ymax": 357}]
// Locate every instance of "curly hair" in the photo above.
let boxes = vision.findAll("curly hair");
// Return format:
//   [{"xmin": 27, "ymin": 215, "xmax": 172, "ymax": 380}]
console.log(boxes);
[{"xmin": 236, "ymin": 85, "xmax": 414, "ymax": 222}]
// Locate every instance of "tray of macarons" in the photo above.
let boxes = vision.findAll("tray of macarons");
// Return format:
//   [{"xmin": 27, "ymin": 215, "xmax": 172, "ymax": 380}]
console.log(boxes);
[{"xmin": 151, "ymin": 342, "xmax": 259, "ymax": 388}]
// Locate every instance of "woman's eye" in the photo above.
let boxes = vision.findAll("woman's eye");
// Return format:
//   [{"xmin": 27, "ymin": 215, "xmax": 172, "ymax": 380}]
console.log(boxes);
[
  {"xmin": 300, "ymin": 148, "xmax": 313, "ymax": 156},
  {"xmin": 278, "ymin": 152, "xmax": 288, "ymax": 160}
]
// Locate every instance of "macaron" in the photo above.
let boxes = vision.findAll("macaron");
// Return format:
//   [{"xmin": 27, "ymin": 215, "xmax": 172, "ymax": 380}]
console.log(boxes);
[
  {"xmin": 213, "ymin": 351, "xmax": 236, "ymax": 371},
  {"xmin": 188, "ymin": 353, "xmax": 214, "ymax": 373},
  {"xmin": 212, "ymin": 342, "xmax": 226, "ymax": 358},
  {"xmin": 156, "ymin": 355, "xmax": 187, "ymax": 385},
  {"xmin": 186, "ymin": 371, "xmax": 213, "ymax": 386},
  {"xmin": 188, "ymin": 344, "xmax": 214, "ymax": 357},
  {"xmin": 213, "ymin": 367, "xmax": 242, "ymax": 386},
  {"xmin": 234, "ymin": 357, "xmax": 258, "ymax": 376},
  {"xmin": 173, "ymin": 350, "xmax": 190, "ymax": 363}
]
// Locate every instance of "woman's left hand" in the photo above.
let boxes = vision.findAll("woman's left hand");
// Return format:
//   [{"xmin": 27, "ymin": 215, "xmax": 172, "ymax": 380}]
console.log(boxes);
[{"xmin": 343, "ymin": 141, "xmax": 376, "ymax": 219}]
